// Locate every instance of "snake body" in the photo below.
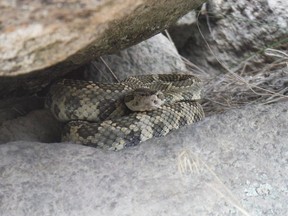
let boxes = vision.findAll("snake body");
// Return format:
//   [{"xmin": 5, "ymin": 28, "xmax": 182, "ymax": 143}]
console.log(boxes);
[{"xmin": 46, "ymin": 74, "xmax": 204, "ymax": 151}]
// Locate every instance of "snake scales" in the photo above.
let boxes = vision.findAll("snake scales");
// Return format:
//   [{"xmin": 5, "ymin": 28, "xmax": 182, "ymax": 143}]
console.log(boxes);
[{"xmin": 46, "ymin": 74, "xmax": 205, "ymax": 151}]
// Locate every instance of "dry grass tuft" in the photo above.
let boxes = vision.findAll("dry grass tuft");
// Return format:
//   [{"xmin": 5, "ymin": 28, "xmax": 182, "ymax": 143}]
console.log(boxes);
[
  {"xmin": 177, "ymin": 149, "xmax": 251, "ymax": 215},
  {"xmin": 197, "ymin": 48, "xmax": 288, "ymax": 116},
  {"xmin": 165, "ymin": 24, "xmax": 288, "ymax": 117},
  {"xmin": 178, "ymin": 149, "xmax": 202, "ymax": 175},
  {"xmin": 180, "ymin": 11, "xmax": 288, "ymax": 116}
]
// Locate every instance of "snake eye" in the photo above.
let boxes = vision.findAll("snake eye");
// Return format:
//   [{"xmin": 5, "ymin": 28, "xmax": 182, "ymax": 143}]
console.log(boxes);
[
  {"xmin": 153, "ymin": 100, "xmax": 158, "ymax": 104},
  {"xmin": 156, "ymin": 92, "xmax": 164, "ymax": 99}
]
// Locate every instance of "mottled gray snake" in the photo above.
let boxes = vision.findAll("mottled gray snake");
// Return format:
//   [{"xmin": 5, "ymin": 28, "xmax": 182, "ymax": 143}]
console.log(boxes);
[{"xmin": 46, "ymin": 74, "xmax": 204, "ymax": 151}]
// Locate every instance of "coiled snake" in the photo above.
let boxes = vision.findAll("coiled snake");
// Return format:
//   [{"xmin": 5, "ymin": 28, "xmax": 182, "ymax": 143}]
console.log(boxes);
[{"xmin": 46, "ymin": 74, "xmax": 204, "ymax": 151}]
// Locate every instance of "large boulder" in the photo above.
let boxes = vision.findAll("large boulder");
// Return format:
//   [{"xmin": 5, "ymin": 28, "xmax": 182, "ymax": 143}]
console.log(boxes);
[
  {"xmin": 0, "ymin": 101, "xmax": 287, "ymax": 215},
  {"xmin": 0, "ymin": 0, "xmax": 204, "ymax": 98}
]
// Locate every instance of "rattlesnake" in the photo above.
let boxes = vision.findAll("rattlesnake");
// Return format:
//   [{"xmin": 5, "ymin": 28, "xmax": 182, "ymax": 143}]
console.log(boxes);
[{"xmin": 46, "ymin": 74, "xmax": 205, "ymax": 151}]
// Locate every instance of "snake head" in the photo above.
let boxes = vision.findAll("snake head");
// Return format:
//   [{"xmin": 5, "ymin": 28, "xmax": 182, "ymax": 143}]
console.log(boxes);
[{"xmin": 124, "ymin": 88, "xmax": 165, "ymax": 111}]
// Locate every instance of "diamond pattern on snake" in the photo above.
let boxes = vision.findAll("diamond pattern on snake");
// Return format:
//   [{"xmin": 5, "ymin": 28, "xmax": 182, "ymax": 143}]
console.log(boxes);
[{"xmin": 46, "ymin": 73, "xmax": 205, "ymax": 151}]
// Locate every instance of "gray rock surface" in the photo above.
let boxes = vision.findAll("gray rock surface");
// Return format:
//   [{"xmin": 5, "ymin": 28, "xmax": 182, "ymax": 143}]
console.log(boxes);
[
  {"xmin": 0, "ymin": 0, "xmax": 205, "ymax": 98},
  {"xmin": 0, "ymin": 109, "xmax": 62, "ymax": 144},
  {"xmin": 83, "ymin": 33, "xmax": 187, "ymax": 82},
  {"xmin": 167, "ymin": 10, "xmax": 197, "ymax": 50},
  {"xmin": 1, "ymin": 101, "xmax": 287, "ymax": 215},
  {"xmin": 169, "ymin": 0, "xmax": 288, "ymax": 75}
]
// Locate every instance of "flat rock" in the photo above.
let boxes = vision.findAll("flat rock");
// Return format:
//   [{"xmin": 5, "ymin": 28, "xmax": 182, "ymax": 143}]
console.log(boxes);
[{"xmin": 1, "ymin": 101, "xmax": 287, "ymax": 215}]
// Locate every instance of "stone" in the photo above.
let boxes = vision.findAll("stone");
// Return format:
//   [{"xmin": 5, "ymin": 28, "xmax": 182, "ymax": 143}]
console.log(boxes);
[
  {"xmin": 167, "ymin": 10, "xmax": 197, "ymax": 50},
  {"xmin": 0, "ymin": 101, "xmax": 287, "ymax": 215},
  {"xmin": 0, "ymin": 109, "xmax": 62, "ymax": 144},
  {"xmin": 169, "ymin": 0, "xmax": 288, "ymax": 75},
  {"xmin": 0, "ymin": 0, "xmax": 205, "ymax": 98},
  {"xmin": 81, "ymin": 33, "xmax": 187, "ymax": 82}
]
